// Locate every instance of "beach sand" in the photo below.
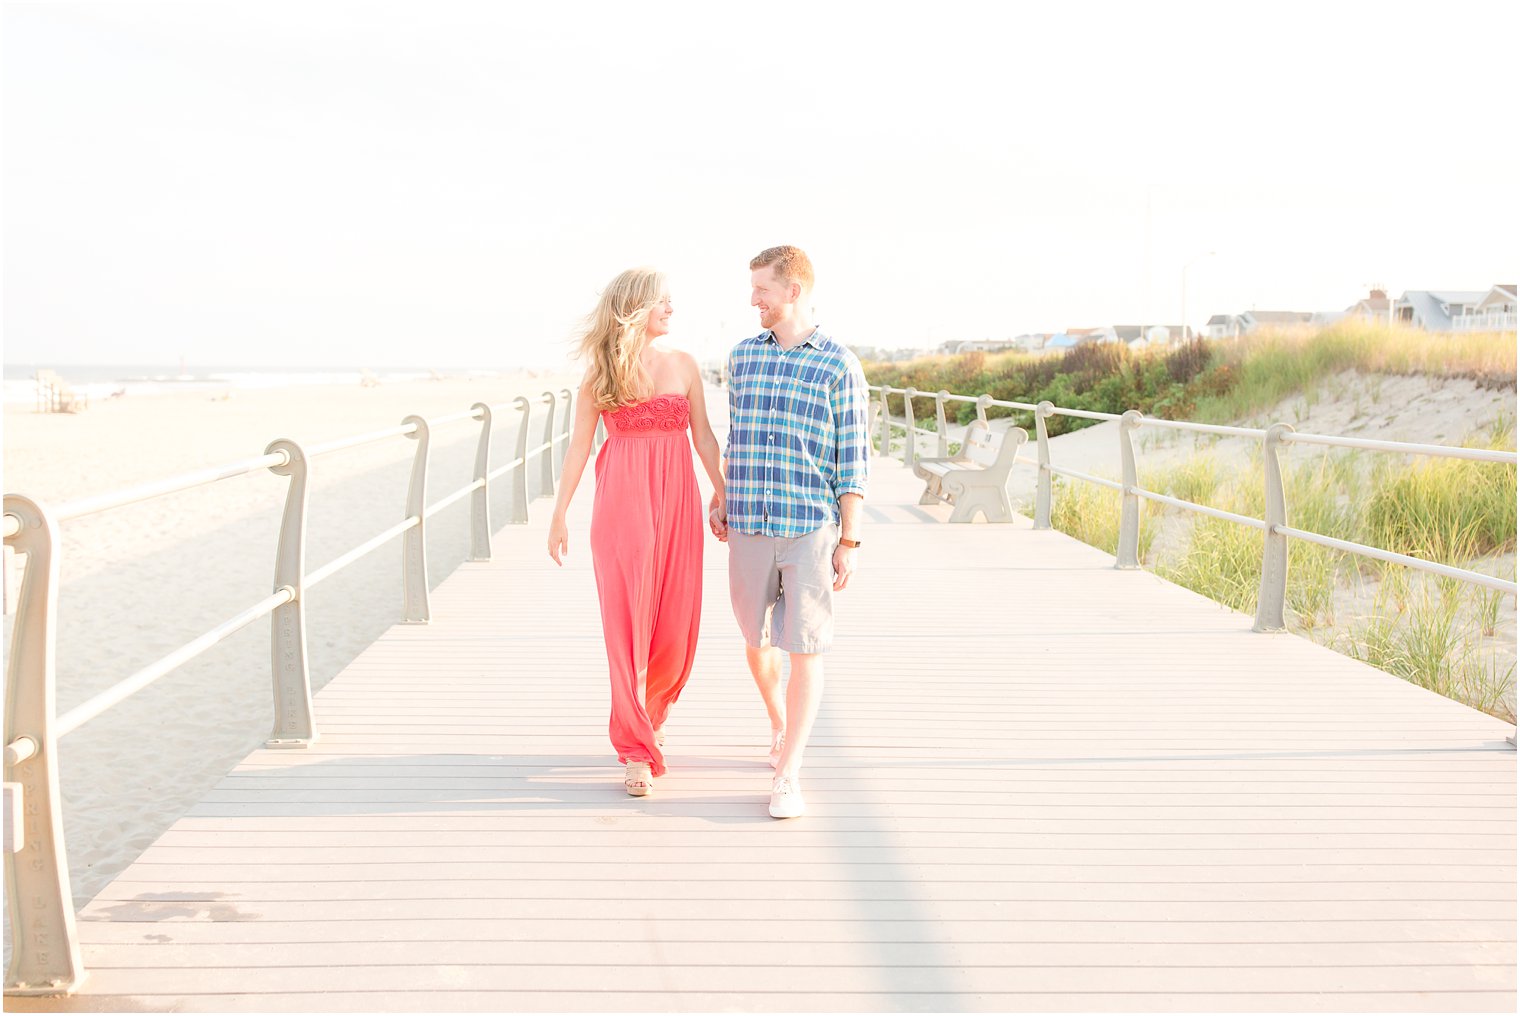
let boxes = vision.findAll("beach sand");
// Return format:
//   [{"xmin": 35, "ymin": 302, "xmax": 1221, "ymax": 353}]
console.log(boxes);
[{"xmin": 3, "ymin": 371, "xmax": 577, "ymax": 907}]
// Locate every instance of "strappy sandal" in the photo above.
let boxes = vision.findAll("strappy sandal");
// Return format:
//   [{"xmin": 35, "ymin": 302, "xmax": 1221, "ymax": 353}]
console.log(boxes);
[{"xmin": 624, "ymin": 761, "xmax": 653, "ymax": 797}]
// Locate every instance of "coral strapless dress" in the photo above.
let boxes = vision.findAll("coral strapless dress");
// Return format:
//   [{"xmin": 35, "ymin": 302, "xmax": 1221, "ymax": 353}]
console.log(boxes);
[{"xmin": 589, "ymin": 394, "xmax": 702, "ymax": 776}]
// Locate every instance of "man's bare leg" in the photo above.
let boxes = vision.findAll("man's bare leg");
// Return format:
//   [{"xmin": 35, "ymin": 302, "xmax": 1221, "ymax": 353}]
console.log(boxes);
[
  {"xmin": 745, "ymin": 643, "xmax": 786, "ymax": 753},
  {"xmin": 774, "ymin": 652, "xmax": 823, "ymax": 779}
]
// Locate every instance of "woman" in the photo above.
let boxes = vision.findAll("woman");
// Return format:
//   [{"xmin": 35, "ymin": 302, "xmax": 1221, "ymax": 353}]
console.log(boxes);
[{"xmin": 548, "ymin": 268, "xmax": 724, "ymax": 796}]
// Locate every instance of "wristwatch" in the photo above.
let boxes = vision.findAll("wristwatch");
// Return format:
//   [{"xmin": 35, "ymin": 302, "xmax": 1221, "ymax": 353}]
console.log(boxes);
[{"xmin": 838, "ymin": 537, "xmax": 861, "ymax": 549}]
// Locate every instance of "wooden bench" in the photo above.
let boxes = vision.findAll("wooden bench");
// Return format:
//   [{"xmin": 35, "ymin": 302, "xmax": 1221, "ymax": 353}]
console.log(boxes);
[{"xmin": 911, "ymin": 420, "xmax": 1028, "ymax": 522}]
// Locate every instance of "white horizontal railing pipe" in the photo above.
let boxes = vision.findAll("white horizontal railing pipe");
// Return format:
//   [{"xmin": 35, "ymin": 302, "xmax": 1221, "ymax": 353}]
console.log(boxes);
[
  {"xmin": 1275, "ymin": 526, "xmax": 1519, "ymax": 594},
  {"xmin": 1138, "ymin": 418, "xmax": 1268, "ymax": 439},
  {"xmin": 1283, "ymin": 431, "xmax": 1518, "ymax": 463},
  {"xmin": 1133, "ymin": 487, "xmax": 1270, "ymax": 531},
  {"xmin": 1048, "ymin": 465, "xmax": 1125, "ymax": 492},
  {"xmin": 429, "ymin": 407, "xmax": 479, "ymax": 428},
  {"xmin": 54, "ymin": 452, "xmax": 290, "ymax": 523},
  {"xmin": 305, "ymin": 423, "xmax": 418, "ymax": 458},
  {"xmin": 56, "ymin": 588, "xmax": 295, "ymax": 739},
  {"xmin": 1049, "ymin": 407, "xmax": 1122, "ymax": 422},
  {"xmin": 3, "ymin": 383, "xmax": 578, "ymax": 994},
  {"xmin": 4, "ymin": 736, "xmax": 38, "ymax": 766},
  {"xmin": 304, "ymin": 518, "xmax": 421, "ymax": 589},
  {"xmin": 486, "ymin": 456, "xmax": 528, "ymax": 483},
  {"xmin": 986, "ymin": 398, "xmax": 1041, "ymax": 412},
  {"xmin": 426, "ymin": 478, "xmax": 487, "ymax": 519}
]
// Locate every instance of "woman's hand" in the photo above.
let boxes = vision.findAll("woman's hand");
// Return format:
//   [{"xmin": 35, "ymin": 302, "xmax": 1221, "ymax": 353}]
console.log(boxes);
[{"xmin": 548, "ymin": 515, "xmax": 570, "ymax": 565}]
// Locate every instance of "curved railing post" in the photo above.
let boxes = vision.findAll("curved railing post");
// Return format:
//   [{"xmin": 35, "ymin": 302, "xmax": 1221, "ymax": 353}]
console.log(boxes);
[
  {"xmin": 539, "ymin": 391, "xmax": 558, "ymax": 497},
  {"xmin": 1034, "ymin": 401, "xmax": 1053, "ymax": 529},
  {"xmin": 902, "ymin": 387, "xmax": 919, "ymax": 467},
  {"xmin": 469, "ymin": 403, "xmax": 493, "ymax": 562},
  {"xmin": 509, "ymin": 396, "xmax": 531, "ymax": 524},
  {"xmin": 2, "ymin": 495, "xmax": 83, "ymax": 996},
  {"xmin": 263, "ymin": 440, "xmax": 316, "ymax": 748},
  {"xmin": 1116, "ymin": 409, "xmax": 1143, "ymax": 569},
  {"xmin": 401, "ymin": 415, "xmax": 431, "ymax": 624},
  {"xmin": 975, "ymin": 394, "xmax": 991, "ymax": 427},
  {"xmin": 1255, "ymin": 422, "xmax": 1295, "ymax": 632},
  {"xmin": 934, "ymin": 390, "xmax": 950, "ymax": 457},
  {"xmin": 878, "ymin": 387, "xmax": 891, "ymax": 456},
  {"xmin": 557, "ymin": 388, "xmax": 573, "ymax": 473}
]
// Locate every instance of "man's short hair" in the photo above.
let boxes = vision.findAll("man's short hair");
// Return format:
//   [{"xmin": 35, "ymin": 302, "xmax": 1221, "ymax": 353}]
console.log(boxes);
[{"xmin": 750, "ymin": 245, "xmax": 815, "ymax": 294}]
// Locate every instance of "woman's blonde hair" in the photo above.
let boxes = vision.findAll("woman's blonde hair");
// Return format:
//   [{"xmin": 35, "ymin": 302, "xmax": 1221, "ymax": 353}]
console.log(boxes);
[{"xmin": 578, "ymin": 267, "xmax": 667, "ymax": 409}]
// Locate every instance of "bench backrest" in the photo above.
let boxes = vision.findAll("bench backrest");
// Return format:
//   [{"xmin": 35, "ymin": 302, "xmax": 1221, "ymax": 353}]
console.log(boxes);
[
  {"xmin": 961, "ymin": 419, "xmax": 1028, "ymax": 478},
  {"xmin": 962, "ymin": 420, "xmax": 1001, "ymax": 467}
]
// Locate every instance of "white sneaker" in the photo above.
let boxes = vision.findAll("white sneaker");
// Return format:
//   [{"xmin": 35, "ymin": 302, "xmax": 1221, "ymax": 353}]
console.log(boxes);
[
  {"xmin": 769, "ymin": 775, "xmax": 804, "ymax": 819},
  {"xmin": 768, "ymin": 730, "xmax": 785, "ymax": 769}
]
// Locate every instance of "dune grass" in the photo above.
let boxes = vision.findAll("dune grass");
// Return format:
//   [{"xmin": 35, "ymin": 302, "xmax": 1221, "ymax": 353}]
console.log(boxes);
[
  {"xmin": 1190, "ymin": 320, "xmax": 1517, "ymax": 423},
  {"xmin": 1048, "ymin": 478, "xmax": 1156, "ymax": 560},
  {"xmin": 864, "ymin": 322, "xmax": 1516, "ymax": 429},
  {"xmin": 1048, "ymin": 420, "xmax": 1515, "ymax": 720},
  {"xmin": 869, "ymin": 325, "xmax": 1516, "ymax": 719}
]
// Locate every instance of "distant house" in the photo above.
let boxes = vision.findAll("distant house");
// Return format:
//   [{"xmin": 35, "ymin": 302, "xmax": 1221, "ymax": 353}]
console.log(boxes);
[
  {"xmin": 1205, "ymin": 314, "xmax": 1234, "ymax": 339},
  {"xmin": 1147, "ymin": 324, "xmax": 1194, "ymax": 345},
  {"xmin": 1346, "ymin": 288, "xmax": 1393, "ymax": 321},
  {"xmin": 1013, "ymin": 333, "xmax": 1048, "ymax": 352},
  {"xmin": 1235, "ymin": 310, "xmax": 1313, "ymax": 333},
  {"xmin": 1063, "ymin": 327, "xmax": 1114, "ymax": 345},
  {"xmin": 1045, "ymin": 333, "xmax": 1078, "ymax": 350},
  {"xmin": 951, "ymin": 339, "xmax": 1020, "ymax": 354},
  {"xmin": 1394, "ymin": 290, "xmax": 1489, "ymax": 331},
  {"xmin": 1451, "ymin": 284, "xmax": 1517, "ymax": 333}
]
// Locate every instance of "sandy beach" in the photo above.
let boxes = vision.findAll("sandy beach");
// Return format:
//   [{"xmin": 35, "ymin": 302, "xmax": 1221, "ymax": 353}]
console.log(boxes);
[{"xmin": 4, "ymin": 370, "xmax": 577, "ymax": 906}]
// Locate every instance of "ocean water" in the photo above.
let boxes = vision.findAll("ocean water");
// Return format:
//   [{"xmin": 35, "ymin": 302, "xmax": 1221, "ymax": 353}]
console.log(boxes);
[{"xmin": 3, "ymin": 363, "xmax": 513, "ymax": 404}]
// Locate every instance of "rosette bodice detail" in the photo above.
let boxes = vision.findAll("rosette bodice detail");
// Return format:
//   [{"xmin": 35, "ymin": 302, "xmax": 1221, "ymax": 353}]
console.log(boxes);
[{"xmin": 602, "ymin": 394, "xmax": 690, "ymax": 438}]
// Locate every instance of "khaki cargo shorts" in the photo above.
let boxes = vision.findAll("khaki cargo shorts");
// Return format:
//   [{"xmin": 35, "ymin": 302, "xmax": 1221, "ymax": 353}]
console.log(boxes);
[{"xmin": 727, "ymin": 524, "xmax": 838, "ymax": 655}]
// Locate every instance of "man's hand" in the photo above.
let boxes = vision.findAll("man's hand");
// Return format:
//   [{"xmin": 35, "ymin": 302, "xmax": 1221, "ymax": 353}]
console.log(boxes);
[
  {"xmin": 708, "ymin": 491, "xmax": 728, "ymax": 542},
  {"xmin": 832, "ymin": 544, "xmax": 857, "ymax": 590}
]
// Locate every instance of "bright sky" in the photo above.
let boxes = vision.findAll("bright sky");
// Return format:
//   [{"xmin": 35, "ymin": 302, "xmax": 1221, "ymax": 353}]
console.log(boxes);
[{"xmin": 4, "ymin": 0, "xmax": 1516, "ymax": 369}]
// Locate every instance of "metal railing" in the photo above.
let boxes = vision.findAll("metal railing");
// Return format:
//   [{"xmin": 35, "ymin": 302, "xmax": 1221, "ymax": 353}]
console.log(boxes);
[
  {"xmin": 870, "ymin": 384, "xmax": 1518, "ymax": 627},
  {"xmin": 2, "ymin": 387, "xmax": 576, "ymax": 996}
]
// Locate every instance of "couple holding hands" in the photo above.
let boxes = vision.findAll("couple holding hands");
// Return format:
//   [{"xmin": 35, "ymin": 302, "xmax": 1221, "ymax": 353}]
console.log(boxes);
[{"xmin": 547, "ymin": 245, "xmax": 870, "ymax": 819}]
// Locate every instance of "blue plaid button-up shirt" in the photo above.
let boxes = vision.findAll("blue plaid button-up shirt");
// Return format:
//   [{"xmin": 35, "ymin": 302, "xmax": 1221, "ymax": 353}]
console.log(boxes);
[{"xmin": 724, "ymin": 328, "xmax": 870, "ymax": 538}]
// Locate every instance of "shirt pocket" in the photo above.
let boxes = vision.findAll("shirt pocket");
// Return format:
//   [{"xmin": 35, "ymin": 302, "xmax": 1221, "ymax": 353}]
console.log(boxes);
[{"xmin": 787, "ymin": 378, "xmax": 833, "ymax": 429}]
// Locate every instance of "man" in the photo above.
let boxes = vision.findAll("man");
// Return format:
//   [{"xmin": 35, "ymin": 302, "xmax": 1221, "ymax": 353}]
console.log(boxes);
[{"xmin": 709, "ymin": 245, "xmax": 870, "ymax": 819}]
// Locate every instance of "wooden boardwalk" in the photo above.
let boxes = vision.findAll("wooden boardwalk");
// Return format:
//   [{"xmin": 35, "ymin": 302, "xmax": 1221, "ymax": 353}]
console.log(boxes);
[{"xmin": 12, "ymin": 448, "xmax": 1516, "ymax": 1012}]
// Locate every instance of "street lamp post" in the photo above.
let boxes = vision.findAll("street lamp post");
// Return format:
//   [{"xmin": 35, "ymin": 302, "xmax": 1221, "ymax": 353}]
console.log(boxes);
[{"xmin": 1181, "ymin": 250, "xmax": 1215, "ymax": 342}]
